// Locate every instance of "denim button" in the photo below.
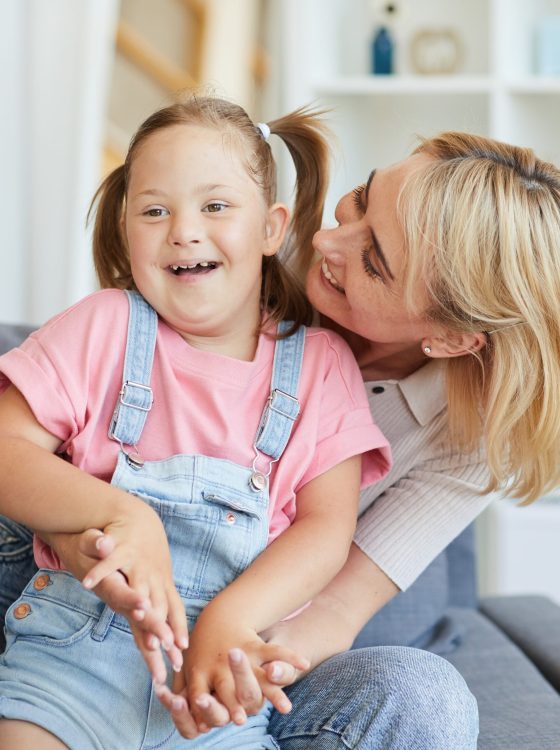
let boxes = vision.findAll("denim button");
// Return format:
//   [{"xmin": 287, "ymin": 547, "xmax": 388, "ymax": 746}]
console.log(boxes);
[
  {"xmin": 14, "ymin": 602, "xmax": 31, "ymax": 619},
  {"xmin": 225, "ymin": 512, "xmax": 236, "ymax": 525},
  {"xmin": 33, "ymin": 574, "xmax": 52, "ymax": 591},
  {"xmin": 250, "ymin": 472, "xmax": 267, "ymax": 491}
]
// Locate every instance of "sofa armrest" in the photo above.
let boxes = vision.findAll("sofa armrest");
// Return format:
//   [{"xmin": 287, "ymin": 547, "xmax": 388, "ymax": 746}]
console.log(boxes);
[{"xmin": 480, "ymin": 595, "xmax": 560, "ymax": 692}]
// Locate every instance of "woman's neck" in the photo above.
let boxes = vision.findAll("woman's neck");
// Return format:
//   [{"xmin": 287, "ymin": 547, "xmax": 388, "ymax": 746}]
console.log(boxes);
[{"xmin": 319, "ymin": 316, "xmax": 427, "ymax": 381}]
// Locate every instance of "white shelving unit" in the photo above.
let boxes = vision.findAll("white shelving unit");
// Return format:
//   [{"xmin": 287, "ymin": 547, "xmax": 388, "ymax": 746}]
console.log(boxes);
[
  {"xmin": 477, "ymin": 496, "xmax": 560, "ymax": 604},
  {"xmin": 278, "ymin": 0, "xmax": 560, "ymax": 222},
  {"xmin": 277, "ymin": 0, "xmax": 560, "ymax": 600}
]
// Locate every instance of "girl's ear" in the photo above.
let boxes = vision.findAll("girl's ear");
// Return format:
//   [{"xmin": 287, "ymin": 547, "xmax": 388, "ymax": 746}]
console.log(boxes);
[
  {"xmin": 263, "ymin": 203, "xmax": 290, "ymax": 257},
  {"xmin": 423, "ymin": 331, "xmax": 487, "ymax": 359}
]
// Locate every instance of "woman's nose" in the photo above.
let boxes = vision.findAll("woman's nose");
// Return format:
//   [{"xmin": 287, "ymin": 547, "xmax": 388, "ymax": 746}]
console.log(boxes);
[{"xmin": 312, "ymin": 224, "xmax": 350, "ymax": 265}]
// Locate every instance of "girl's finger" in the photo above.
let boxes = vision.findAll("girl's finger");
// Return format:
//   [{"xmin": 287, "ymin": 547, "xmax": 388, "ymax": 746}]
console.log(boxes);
[
  {"xmin": 166, "ymin": 585, "xmax": 189, "ymax": 651},
  {"xmin": 192, "ymin": 692, "xmax": 230, "ymax": 729},
  {"xmin": 154, "ymin": 684, "xmax": 200, "ymax": 740},
  {"xmin": 77, "ymin": 528, "xmax": 107, "ymax": 558},
  {"xmin": 131, "ymin": 626, "xmax": 167, "ymax": 684},
  {"xmin": 228, "ymin": 648, "xmax": 264, "ymax": 713},
  {"xmin": 94, "ymin": 572, "xmax": 148, "ymax": 614},
  {"xmin": 82, "ymin": 554, "xmax": 124, "ymax": 589}
]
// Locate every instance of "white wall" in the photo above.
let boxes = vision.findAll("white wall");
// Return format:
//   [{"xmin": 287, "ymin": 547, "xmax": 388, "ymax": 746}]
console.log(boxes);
[{"xmin": 0, "ymin": 0, "xmax": 119, "ymax": 326}]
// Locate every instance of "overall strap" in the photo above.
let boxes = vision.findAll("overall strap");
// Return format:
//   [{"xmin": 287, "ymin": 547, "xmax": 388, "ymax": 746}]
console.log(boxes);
[
  {"xmin": 254, "ymin": 321, "xmax": 306, "ymax": 461},
  {"xmin": 108, "ymin": 290, "xmax": 157, "ymax": 447}
]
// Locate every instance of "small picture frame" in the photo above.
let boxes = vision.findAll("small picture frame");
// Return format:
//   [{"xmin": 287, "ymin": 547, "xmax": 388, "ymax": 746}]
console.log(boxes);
[{"xmin": 410, "ymin": 28, "xmax": 463, "ymax": 75}]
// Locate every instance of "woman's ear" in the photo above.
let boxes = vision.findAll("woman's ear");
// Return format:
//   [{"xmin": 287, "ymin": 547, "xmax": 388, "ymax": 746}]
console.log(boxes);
[
  {"xmin": 422, "ymin": 331, "xmax": 487, "ymax": 359},
  {"xmin": 263, "ymin": 203, "xmax": 290, "ymax": 257}
]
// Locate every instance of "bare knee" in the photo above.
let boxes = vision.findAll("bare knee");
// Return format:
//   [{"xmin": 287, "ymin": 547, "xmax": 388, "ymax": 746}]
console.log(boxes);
[{"xmin": 0, "ymin": 719, "xmax": 69, "ymax": 749}]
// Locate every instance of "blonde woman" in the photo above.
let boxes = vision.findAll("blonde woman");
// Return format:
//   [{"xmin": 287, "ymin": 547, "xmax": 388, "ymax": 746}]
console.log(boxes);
[{"xmin": 2, "ymin": 132, "xmax": 560, "ymax": 748}]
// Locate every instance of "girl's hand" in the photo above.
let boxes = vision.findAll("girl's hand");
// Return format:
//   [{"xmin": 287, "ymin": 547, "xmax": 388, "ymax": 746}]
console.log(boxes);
[
  {"xmin": 45, "ymin": 527, "xmax": 186, "ymax": 681},
  {"xmin": 177, "ymin": 614, "xmax": 308, "ymax": 733},
  {"xmin": 80, "ymin": 499, "xmax": 188, "ymax": 679},
  {"xmin": 156, "ymin": 635, "xmax": 308, "ymax": 738},
  {"xmin": 82, "ymin": 499, "xmax": 188, "ymax": 651}
]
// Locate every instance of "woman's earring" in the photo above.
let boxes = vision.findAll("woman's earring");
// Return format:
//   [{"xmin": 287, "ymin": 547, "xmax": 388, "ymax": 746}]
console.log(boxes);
[{"xmin": 423, "ymin": 344, "xmax": 431, "ymax": 355}]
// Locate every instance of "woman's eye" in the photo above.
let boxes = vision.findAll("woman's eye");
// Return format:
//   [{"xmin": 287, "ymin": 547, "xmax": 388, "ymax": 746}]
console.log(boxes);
[
  {"xmin": 361, "ymin": 248, "xmax": 382, "ymax": 281},
  {"xmin": 352, "ymin": 184, "xmax": 366, "ymax": 212},
  {"xmin": 144, "ymin": 207, "xmax": 168, "ymax": 217},
  {"xmin": 204, "ymin": 202, "xmax": 227, "ymax": 213}
]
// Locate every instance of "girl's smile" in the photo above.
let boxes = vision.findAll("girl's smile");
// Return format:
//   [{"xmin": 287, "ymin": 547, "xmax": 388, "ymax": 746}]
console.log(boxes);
[{"xmin": 124, "ymin": 123, "xmax": 288, "ymax": 359}]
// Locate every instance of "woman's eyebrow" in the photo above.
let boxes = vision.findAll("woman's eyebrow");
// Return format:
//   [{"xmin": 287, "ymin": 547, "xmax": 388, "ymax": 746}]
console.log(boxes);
[
  {"xmin": 364, "ymin": 169, "xmax": 376, "ymax": 203},
  {"xmin": 364, "ymin": 170, "xmax": 395, "ymax": 281}
]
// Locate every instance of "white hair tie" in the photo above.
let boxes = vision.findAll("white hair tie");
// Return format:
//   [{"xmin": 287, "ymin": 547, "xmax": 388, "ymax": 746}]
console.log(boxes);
[{"xmin": 256, "ymin": 122, "xmax": 271, "ymax": 141}]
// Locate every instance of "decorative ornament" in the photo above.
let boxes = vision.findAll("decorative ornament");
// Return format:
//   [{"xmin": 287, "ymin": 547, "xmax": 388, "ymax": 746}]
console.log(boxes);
[{"xmin": 410, "ymin": 28, "xmax": 462, "ymax": 75}]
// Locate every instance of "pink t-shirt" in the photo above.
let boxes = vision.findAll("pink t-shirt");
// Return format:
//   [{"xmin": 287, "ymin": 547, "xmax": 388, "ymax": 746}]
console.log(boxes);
[{"xmin": 0, "ymin": 290, "xmax": 391, "ymax": 567}]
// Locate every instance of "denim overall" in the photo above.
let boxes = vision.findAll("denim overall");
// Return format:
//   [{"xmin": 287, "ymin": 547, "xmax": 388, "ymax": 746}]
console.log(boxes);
[{"xmin": 0, "ymin": 291, "xmax": 305, "ymax": 750}]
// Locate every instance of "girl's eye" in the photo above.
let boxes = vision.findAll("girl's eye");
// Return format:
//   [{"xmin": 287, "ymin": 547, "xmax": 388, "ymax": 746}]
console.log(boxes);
[
  {"xmin": 144, "ymin": 207, "xmax": 168, "ymax": 217},
  {"xmin": 204, "ymin": 202, "xmax": 227, "ymax": 213},
  {"xmin": 361, "ymin": 248, "xmax": 382, "ymax": 281},
  {"xmin": 352, "ymin": 184, "xmax": 366, "ymax": 212}
]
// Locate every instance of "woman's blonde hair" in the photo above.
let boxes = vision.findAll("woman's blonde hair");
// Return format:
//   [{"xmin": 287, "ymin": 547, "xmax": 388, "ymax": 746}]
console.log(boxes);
[
  {"xmin": 89, "ymin": 94, "xmax": 330, "ymax": 336},
  {"xmin": 399, "ymin": 132, "xmax": 560, "ymax": 503}
]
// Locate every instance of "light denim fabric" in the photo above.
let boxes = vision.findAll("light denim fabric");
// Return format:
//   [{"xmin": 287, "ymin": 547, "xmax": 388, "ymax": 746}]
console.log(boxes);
[
  {"xmin": 269, "ymin": 647, "xmax": 479, "ymax": 749},
  {"xmin": 0, "ymin": 291, "xmax": 305, "ymax": 749}
]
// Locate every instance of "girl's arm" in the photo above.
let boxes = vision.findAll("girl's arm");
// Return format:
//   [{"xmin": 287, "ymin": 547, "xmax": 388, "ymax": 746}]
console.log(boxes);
[
  {"xmin": 179, "ymin": 454, "xmax": 361, "ymax": 728},
  {"xmin": 0, "ymin": 385, "xmax": 188, "ymax": 676}
]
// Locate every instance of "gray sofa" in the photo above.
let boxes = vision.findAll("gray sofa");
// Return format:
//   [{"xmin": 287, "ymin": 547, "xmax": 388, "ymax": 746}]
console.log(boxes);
[{"xmin": 1, "ymin": 322, "xmax": 560, "ymax": 748}]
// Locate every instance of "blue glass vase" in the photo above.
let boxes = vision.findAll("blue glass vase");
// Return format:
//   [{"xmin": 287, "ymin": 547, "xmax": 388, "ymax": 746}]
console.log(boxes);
[{"xmin": 372, "ymin": 26, "xmax": 394, "ymax": 75}]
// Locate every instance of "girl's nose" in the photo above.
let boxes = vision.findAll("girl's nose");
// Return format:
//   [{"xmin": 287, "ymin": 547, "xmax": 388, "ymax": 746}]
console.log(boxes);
[{"xmin": 167, "ymin": 214, "xmax": 203, "ymax": 246}]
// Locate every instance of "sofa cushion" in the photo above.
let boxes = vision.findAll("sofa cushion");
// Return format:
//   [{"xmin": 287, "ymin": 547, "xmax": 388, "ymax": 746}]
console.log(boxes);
[
  {"xmin": 0, "ymin": 324, "xmax": 35, "ymax": 356},
  {"xmin": 443, "ymin": 606, "xmax": 560, "ymax": 749},
  {"xmin": 352, "ymin": 525, "xmax": 477, "ymax": 650}
]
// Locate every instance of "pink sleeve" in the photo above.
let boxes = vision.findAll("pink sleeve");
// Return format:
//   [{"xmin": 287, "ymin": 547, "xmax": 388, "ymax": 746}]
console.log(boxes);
[
  {"xmin": 298, "ymin": 331, "xmax": 392, "ymax": 490},
  {"xmin": 33, "ymin": 536, "xmax": 63, "ymax": 570},
  {"xmin": 0, "ymin": 290, "xmax": 128, "ymax": 449}
]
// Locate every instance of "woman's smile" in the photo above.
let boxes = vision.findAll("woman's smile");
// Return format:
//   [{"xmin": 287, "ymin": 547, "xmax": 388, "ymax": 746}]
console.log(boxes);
[{"xmin": 321, "ymin": 258, "xmax": 345, "ymax": 293}]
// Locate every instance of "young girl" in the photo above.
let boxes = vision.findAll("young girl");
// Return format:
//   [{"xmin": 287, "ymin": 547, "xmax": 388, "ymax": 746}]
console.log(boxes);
[{"xmin": 0, "ymin": 96, "xmax": 390, "ymax": 749}]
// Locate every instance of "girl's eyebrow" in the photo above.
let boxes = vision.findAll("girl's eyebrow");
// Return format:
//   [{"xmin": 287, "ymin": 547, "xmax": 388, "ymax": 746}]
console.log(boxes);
[{"xmin": 134, "ymin": 184, "xmax": 238, "ymax": 199}]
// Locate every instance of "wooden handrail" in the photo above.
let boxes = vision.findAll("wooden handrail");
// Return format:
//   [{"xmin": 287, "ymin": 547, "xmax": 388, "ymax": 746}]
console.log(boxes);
[
  {"xmin": 116, "ymin": 20, "xmax": 197, "ymax": 92},
  {"xmin": 178, "ymin": 0, "xmax": 206, "ymax": 83}
]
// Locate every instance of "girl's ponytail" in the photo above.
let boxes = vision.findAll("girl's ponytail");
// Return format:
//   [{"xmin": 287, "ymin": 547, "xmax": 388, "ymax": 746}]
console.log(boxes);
[
  {"xmin": 268, "ymin": 108, "xmax": 331, "ymax": 278},
  {"xmin": 88, "ymin": 165, "xmax": 132, "ymax": 290}
]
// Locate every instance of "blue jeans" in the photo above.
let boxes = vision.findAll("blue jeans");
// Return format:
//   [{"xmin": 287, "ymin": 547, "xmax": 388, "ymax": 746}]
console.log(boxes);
[
  {"xmin": 269, "ymin": 647, "xmax": 478, "ymax": 749},
  {"xmin": 0, "ymin": 518, "xmax": 37, "ymax": 651}
]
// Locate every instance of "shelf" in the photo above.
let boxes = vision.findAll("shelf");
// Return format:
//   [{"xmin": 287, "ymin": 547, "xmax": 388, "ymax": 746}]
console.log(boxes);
[
  {"xmin": 313, "ymin": 75, "xmax": 495, "ymax": 96},
  {"xmin": 504, "ymin": 76, "xmax": 560, "ymax": 94}
]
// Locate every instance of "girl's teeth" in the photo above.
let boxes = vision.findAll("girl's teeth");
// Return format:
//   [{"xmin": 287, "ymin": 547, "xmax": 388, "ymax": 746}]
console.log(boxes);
[{"xmin": 171, "ymin": 262, "xmax": 213, "ymax": 271}]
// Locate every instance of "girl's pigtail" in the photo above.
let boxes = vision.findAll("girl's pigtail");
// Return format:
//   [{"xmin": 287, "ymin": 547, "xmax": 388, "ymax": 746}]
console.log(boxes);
[
  {"xmin": 88, "ymin": 165, "xmax": 132, "ymax": 290},
  {"xmin": 268, "ymin": 108, "xmax": 331, "ymax": 278}
]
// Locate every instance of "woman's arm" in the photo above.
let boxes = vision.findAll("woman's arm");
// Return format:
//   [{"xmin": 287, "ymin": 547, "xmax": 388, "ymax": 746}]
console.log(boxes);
[
  {"xmin": 262, "ymin": 542, "xmax": 398, "ymax": 668},
  {"xmin": 160, "ymin": 541, "xmax": 397, "ymax": 738}
]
